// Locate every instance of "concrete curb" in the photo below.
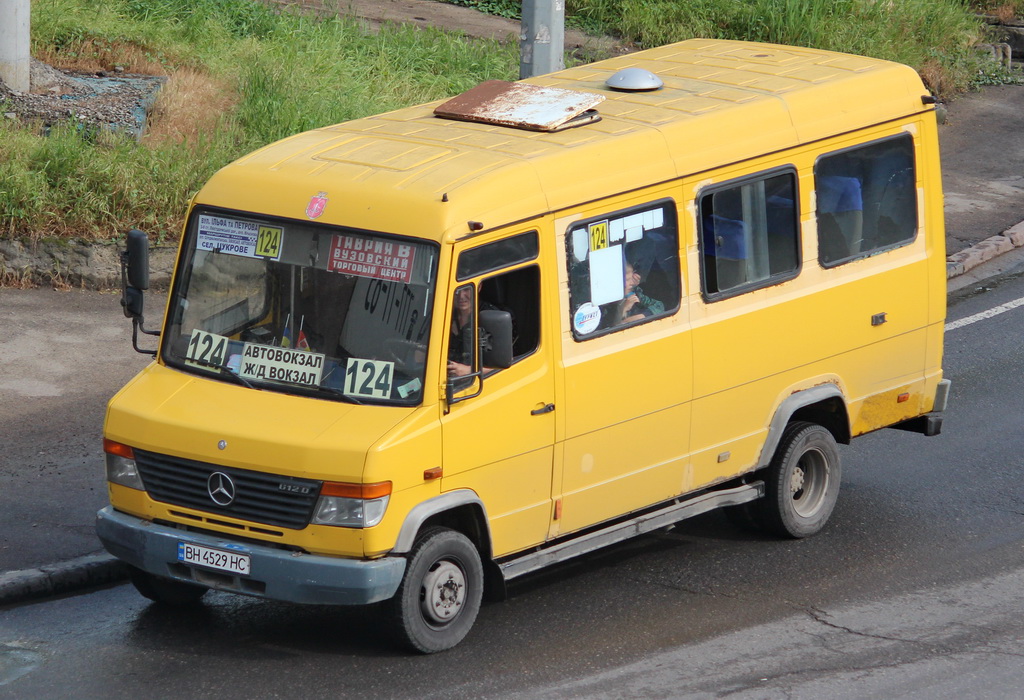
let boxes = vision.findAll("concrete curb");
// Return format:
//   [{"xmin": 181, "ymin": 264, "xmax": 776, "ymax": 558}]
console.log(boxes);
[
  {"xmin": 0, "ymin": 553, "xmax": 128, "ymax": 606},
  {"xmin": 0, "ymin": 239, "xmax": 177, "ymax": 290},
  {"xmin": 4, "ymin": 218, "xmax": 1024, "ymax": 610},
  {"xmin": 947, "ymin": 221, "xmax": 1024, "ymax": 278}
]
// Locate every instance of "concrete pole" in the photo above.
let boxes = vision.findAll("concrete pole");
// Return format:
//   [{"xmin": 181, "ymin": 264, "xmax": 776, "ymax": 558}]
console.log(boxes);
[
  {"xmin": 519, "ymin": 0, "xmax": 564, "ymax": 79},
  {"xmin": 0, "ymin": 0, "xmax": 31, "ymax": 92}
]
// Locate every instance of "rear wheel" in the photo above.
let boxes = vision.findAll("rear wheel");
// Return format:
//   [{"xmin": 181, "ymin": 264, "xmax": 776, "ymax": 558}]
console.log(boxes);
[
  {"xmin": 757, "ymin": 421, "xmax": 841, "ymax": 538},
  {"xmin": 387, "ymin": 527, "xmax": 483, "ymax": 654},
  {"xmin": 128, "ymin": 567, "xmax": 208, "ymax": 606}
]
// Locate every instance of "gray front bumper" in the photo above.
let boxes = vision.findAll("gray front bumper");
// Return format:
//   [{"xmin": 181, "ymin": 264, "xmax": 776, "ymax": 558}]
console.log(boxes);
[{"xmin": 96, "ymin": 506, "xmax": 405, "ymax": 606}]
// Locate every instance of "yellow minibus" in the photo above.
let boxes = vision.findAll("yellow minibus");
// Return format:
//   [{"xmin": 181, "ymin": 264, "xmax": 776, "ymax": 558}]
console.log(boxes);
[{"xmin": 98, "ymin": 39, "xmax": 949, "ymax": 653}]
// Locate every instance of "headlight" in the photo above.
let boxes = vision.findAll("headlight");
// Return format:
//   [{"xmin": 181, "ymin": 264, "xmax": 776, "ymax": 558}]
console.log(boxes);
[
  {"xmin": 311, "ymin": 481, "xmax": 392, "ymax": 528},
  {"xmin": 103, "ymin": 438, "xmax": 145, "ymax": 490}
]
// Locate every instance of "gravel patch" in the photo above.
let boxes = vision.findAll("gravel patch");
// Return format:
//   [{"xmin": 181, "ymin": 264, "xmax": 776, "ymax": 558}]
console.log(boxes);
[{"xmin": 1, "ymin": 59, "xmax": 164, "ymax": 139}]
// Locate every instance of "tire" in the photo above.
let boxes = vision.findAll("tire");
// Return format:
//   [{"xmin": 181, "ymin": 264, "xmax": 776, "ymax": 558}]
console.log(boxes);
[
  {"xmin": 756, "ymin": 421, "xmax": 841, "ymax": 539},
  {"xmin": 387, "ymin": 527, "xmax": 484, "ymax": 654},
  {"xmin": 128, "ymin": 567, "xmax": 208, "ymax": 606}
]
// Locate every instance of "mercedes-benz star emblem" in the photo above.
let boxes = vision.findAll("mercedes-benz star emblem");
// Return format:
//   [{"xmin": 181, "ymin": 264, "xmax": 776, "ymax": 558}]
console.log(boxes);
[{"xmin": 207, "ymin": 472, "xmax": 236, "ymax": 506}]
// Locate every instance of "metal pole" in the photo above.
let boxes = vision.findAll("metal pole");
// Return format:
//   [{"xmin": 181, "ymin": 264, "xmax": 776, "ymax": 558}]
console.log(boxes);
[
  {"xmin": 0, "ymin": 0, "xmax": 31, "ymax": 92},
  {"xmin": 519, "ymin": 0, "xmax": 564, "ymax": 79}
]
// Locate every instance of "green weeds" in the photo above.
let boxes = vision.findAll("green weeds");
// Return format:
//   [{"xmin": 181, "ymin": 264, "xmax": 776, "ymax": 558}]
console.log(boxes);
[
  {"xmin": 0, "ymin": 119, "xmax": 225, "ymax": 241},
  {"xmin": 445, "ymin": 0, "xmax": 522, "ymax": 20},
  {"xmin": 5, "ymin": 0, "xmax": 1020, "ymax": 245},
  {"xmin": 465, "ymin": 0, "xmax": 1012, "ymax": 95},
  {"xmin": 235, "ymin": 19, "xmax": 514, "ymax": 146},
  {"xmin": 4, "ymin": 0, "xmax": 515, "ymax": 244}
]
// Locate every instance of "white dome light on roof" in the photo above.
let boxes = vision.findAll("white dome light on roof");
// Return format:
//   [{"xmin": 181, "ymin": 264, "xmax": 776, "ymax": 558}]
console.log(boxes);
[{"xmin": 605, "ymin": 67, "xmax": 664, "ymax": 92}]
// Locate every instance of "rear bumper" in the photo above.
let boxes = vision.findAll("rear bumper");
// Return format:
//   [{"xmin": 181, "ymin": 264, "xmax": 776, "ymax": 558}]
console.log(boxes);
[
  {"xmin": 96, "ymin": 506, "xmax": 405, "ymax": 605},
  {"xmin": 889, "ymin": 412, "xmax": 943, "ymax": 436},
  {"xmin": 890, "ymin": 379, "xmax": 951, "ymax": 436}
]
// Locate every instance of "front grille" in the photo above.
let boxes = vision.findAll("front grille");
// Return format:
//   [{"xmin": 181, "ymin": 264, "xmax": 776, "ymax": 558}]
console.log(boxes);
[{"xmin": 135, "ymin": 449, "xmax": 322, "ymax": 530}]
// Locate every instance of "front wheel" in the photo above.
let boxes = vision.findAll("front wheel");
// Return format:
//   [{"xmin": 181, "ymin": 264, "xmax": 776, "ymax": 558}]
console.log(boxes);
[
  {"xmin": 387, "ymin": 527, "xmax": 484, "ymax": 653},
  {"xmin": 757, "ymin": 421, "xmax": 841, "ymax": 539}
]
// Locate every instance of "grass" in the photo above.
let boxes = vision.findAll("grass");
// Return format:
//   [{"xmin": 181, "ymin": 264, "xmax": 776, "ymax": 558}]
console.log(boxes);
[
  {"xmin": 1, "ymin": 0, "xmax": 1019, "ymax": 246},
  {"xmin": 2, "ymin": 0, "xmax": 516, "ymax": 244},
  {"xmin": 451, "ymin": 0, "xmax": 1016, "ymax": 96}
]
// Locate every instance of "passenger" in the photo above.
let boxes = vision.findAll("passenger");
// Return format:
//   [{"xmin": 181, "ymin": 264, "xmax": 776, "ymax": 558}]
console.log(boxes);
[{"xmin": 616, "ymin": 261, "xmax": 664, "ymax": 324}]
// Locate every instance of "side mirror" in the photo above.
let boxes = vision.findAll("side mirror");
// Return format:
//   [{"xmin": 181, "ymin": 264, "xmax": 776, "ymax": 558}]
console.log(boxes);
[
  {"xmin": 445, "ymin": 309, "xmax": 514, "ymax": 408},
  {"xmin": 125, "ymin": 229, "xmax": 150, "ymax": 291},
  {"xmin": 123, "ymin": 286, "xmax": 145, "ymax": 318},
  {"xmin": 120, "ymin": 229, "xmax": 159, "ymax": 355},
  {"xmin": 479, "ymin": 310, "xmax": 513, "ymax": 369}
]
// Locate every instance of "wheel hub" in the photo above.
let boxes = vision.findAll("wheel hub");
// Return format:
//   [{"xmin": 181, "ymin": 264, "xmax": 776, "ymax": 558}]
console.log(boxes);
[
  {"xmin": 791, "ymin": 448, "xmax": 830, "ymax": 517},
  {"xmin": 421, "ymin": 559, "xmax": 466, "ymax": 625},
  {"xmin": 789, "ymin": 466, "xmax": 805, "ymax": 495}
]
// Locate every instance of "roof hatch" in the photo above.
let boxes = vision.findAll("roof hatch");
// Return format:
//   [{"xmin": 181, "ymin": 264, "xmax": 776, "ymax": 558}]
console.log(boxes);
[{"xmin": 434, "ymin": 80, "xmax": 605, "ymax": 132}]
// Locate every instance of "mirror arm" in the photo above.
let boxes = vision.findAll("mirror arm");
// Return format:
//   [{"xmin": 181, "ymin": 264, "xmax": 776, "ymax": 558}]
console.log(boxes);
[
  {"xmin": 445, "ymin": 370, "xmax": 485, "ymax": 408},
  {"xmin": 135, "ymin": 316, "xmax": 161, "ymax": 337},
  {"xmin": 130, "ymin": 318, "xmax": 158, "ymax": 357}
]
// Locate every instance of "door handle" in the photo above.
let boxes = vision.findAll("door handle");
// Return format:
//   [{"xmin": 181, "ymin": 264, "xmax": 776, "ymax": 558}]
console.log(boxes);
[{"xmin": 531, "ymin": 403, "xmax": 555, "ymax": 416}]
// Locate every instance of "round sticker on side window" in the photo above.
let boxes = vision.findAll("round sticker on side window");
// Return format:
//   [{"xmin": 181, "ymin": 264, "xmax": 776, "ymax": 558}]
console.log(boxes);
[{"xmin": 573, "ymin": 302, "xmax": 602, "ymax": 335}]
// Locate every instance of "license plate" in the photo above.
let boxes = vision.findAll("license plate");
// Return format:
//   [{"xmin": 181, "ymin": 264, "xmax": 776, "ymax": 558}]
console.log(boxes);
[{"xmin": 178, "ymin": 542, "xmax": 251, "ymax": 575}]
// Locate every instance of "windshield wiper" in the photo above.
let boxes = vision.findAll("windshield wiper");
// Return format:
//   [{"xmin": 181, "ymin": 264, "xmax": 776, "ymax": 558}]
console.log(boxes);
[
  {"xmin": 182, "ymin": 357, "xmax": 257, "ymax": 390},
  {"xmin": 316, "ymin": 384, "xmax": 366, "ymax": 405},
  {"xmin": 316, "ymin": 366, "xmax": 366, "ymax": 405}
]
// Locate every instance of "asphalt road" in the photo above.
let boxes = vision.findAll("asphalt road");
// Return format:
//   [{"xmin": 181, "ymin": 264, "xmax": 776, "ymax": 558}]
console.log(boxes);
[
  {"xmin": 0, "ymin": 289, "xmax": 151, "ymax": 571},
  {"xmin": 2, "ymin": 265, "xmax": 1024, "ymax": 696},
  {"xmin": 939, "ymin": 84, "xmax": 1024, "ymax": 254}
]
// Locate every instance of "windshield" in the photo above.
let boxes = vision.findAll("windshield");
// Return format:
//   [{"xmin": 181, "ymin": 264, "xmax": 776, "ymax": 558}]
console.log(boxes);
[{"xmin": 163, "ymin": 208, "xmax": 438, "ymax": 405}]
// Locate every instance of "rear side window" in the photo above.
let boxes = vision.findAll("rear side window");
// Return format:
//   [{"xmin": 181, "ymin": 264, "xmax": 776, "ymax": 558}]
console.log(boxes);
[
  {"xmin": 566, "ymin": 200, "xmax": 680, "ymax": 340},
  {"xmin": 815, "ymin": 134, "xmax": 917, "ymax": 267},
  {"xmin": 698, "ymin": 170, "xmax": 800, "ymax": 299}
]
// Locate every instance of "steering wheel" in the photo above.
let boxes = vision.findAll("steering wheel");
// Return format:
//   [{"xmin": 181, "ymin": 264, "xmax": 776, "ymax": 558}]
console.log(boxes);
[{"xmin": 383, "ymin": 338, "xmax": 427, "ymax": 366}]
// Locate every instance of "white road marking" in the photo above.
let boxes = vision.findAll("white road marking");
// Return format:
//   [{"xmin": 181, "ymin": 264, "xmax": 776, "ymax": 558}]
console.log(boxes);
[{"xmin": 945, "ymin": 294, "xmax": 1024, "ymax": 331}]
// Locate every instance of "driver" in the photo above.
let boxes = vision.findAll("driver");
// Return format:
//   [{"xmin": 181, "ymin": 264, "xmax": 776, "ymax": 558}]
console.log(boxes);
[
  {"xmin": 448, "ymin": 286, "xmax": 475, "ymax": 377},
  {"xmin": 447, "ymin": 286, "xmax": 502, "ymax": 378}
]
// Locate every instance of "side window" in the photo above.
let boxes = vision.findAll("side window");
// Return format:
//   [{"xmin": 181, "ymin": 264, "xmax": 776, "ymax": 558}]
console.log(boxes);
[
  {"xmin": 566, "ymin": 200, "xmax": 680, "ymax": 340},
  {"xmin": 480, "ymin": 266, "xmax": 540, "ymax": 361},
  {"xmin": 699, "ymin": 170, "xmax": 800, "ymax": 299},
  {"xmin": 815, "ymin": 134, "xmax": 917, "ymax": 267},
  {"xmin": 447, "ymin": 264, "xmax": 540, "ymax": 380},
  {"xmin": 457, "ymin": 231, "xmax": 538, "ymax": 281}
]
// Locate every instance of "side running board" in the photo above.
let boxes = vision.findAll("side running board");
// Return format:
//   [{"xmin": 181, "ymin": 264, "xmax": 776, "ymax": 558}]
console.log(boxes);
[{"xmin": 499, "ymin": 481, "xmax": 764, "ymax": 581}]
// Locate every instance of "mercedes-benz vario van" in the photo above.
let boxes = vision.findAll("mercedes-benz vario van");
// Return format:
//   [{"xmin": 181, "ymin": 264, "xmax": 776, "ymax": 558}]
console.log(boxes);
[{"xmin": 97, "ymin": 39, "xmax": 949, "ymax": 653}]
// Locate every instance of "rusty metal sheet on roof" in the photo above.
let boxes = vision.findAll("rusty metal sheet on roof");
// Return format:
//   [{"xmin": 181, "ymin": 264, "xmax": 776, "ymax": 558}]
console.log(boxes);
[{"xmin": 434, "ymin": 80, "xmax": 605, "ymax": 132}]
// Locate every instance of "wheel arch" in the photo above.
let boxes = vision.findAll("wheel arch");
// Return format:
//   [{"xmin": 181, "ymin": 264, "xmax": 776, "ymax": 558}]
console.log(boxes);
[
  {"xmin": 756, "ymin": 383, "xmax": 851, "ymax": 470},
  {"xmin": 393, "ymin": 490, "xmax": 492, "ymax": 557},
  {"xmin": 391, "ymin": 489, "xmax": 506, "ymax": 601}
]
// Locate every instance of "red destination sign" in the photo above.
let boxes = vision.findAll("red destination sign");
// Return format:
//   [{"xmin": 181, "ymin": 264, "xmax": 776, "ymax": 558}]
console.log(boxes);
[{"xmin": 328, "ymin": 234, "xmax": 415, "ymax": 283}]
